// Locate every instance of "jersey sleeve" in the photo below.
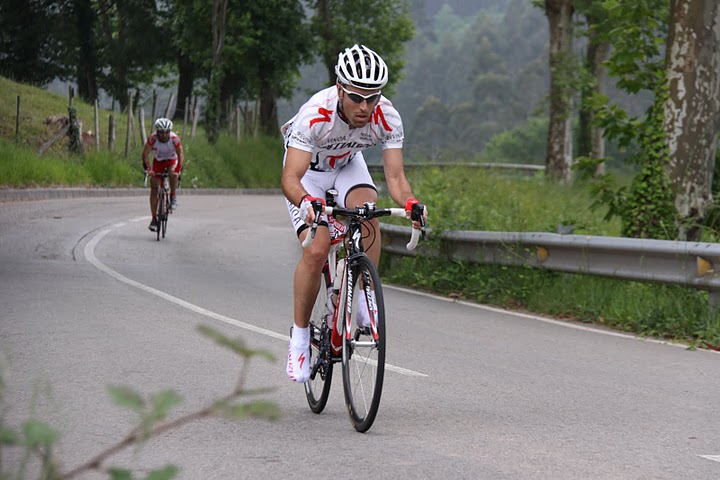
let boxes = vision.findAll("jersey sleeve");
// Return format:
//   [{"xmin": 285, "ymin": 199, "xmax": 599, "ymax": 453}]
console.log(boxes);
[
  {"xmin": 286, "ymin": 104, "xmax": 327, "ymax": 154},
  {"xmin": 376, "ymin": 102, "xmax": 404, "ymax": 150}
]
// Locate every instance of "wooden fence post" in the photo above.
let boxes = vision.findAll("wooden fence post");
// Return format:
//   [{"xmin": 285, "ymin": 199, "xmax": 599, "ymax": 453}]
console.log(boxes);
[
  {"xmin": 183, "ymin": 96, "xmax": 189, "ymax": 138},
  {"xmin": 15, "ymin": 95, "xmax": 20, "ymax": 144},
  {"xmin": 236, "ymin": 102, "xmax": 241, "ymax": 142},
  {"xmin": 124, "ymin": 94, "xmax": 132, "ymax": 158},
  {"xmin": 94, "ymin": 99, "xmax": 100, "ymax": 150},
  {"xmin": 139, "ymin": 107, "xmax": 147, "ymax": 145},
  {"xmin": 190, "ymin": 95, "xmax": 199, "ymax": 139},
  {"xmin": 109, "ymin": 115, "xmax": 115, "ymax": 152},
  {"xmin": 164, "ymin": 92, "xmax": 175, "ymax": 118},
  {"xmin": 151, "ymin": 89, "xmax": 158, "ymax": 123}
]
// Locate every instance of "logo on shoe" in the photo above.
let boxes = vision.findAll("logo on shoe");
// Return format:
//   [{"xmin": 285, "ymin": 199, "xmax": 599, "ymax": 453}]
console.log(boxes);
[{"xmin": 298, "ymin": 352, "xmax": 306, "ymax": 369}]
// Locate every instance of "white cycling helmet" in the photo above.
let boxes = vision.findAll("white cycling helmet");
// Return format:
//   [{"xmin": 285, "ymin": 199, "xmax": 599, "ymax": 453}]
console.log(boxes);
[
  {"xmin": 154, "ymin": 117, "xmax": 172, "ymax": 132},
  {"xmin": 335, "ymin": 44, "xmax": 388, "ymax": 90}
]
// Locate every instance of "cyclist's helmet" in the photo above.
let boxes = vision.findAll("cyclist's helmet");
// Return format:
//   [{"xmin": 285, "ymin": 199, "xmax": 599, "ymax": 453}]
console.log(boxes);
[
  {"xmin": 154, "ymin": 117, "xmax": 173, "ymax": 132},
  {"xmin": 335, "ymin": 44, "xmax": 388, "ymax": 90}
]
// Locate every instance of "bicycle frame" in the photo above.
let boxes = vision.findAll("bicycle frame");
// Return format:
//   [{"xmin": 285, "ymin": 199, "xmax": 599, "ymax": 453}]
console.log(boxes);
[
  {"xmin": 306, "ymin": 201, "xmax": 422, "ymax": 359},
  {"xmin": 303, "ymin": 196, "xmax": 424, "ymax": 431}
]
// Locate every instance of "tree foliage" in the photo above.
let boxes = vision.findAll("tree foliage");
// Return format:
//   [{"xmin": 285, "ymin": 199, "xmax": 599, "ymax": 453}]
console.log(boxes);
[{"xmin": 306, "ymin": 0, "xmax": 415, "ymax": 94}]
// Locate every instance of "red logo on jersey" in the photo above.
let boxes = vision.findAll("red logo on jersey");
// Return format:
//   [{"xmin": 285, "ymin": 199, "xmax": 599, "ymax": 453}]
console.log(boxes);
[
  {"xmin": 371, "ymin": 106, "xmax": 392, "ymax": 132},
  {"xmin": 327, "ymin": 151, "xmax": 351, "ymax": 169},
  {"xmin": 310, "ymin": 108, "xmax": 333, "ymax": 128}
]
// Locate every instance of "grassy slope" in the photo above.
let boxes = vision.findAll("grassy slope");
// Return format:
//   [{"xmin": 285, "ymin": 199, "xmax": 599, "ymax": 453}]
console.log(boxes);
[{"xmin": 0, "ymin": 76, "xmax": 283, "ymax": 188}]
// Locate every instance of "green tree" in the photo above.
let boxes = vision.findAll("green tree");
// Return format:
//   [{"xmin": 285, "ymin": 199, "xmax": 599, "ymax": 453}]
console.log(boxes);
[
  {"xmin": 0, "ymin": 0, "xmax": 66, "ymax": 85},
  {"xmin": 590, "ymin": 0, "xmax": 677, "ymax": 239},
  {"xmin": 575, "ymin": 0, "xmax": 610, "ymax": 176},
  {"xmin": 662, "ymin": 0, "xmax": 720, "ymax": 241},
  {"xmin": 538, "ymin": 0, "xmax": 577, "ymax": 183},
  {"xmin": 95, "ymin": 0, "xmax": 171, "ymax": 111},
  {"xmin": 307, "ymin": 0, "xmax": 415, "ymax": 94}
]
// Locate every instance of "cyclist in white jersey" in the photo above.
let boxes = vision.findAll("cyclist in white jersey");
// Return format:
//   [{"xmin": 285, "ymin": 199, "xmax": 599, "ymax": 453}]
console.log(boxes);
[
  {"xmin": 281, "ymin": 44, "xmax": 427, "ymax": 383},
  {"xmin": 142, "ymin": 118, "xmax": 184, "ymax": 231}
]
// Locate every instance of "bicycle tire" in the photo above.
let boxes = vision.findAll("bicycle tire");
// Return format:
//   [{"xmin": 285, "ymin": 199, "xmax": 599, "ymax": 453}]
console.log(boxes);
[
  {"xmin": 156, "ymin": 192, "xmax": 164, "ymax": 242},
  {"xmin": 161, "ymin": 193, "xmax": 168, "ymax": 239},
  {"xmin": 305, "ymin": 266, "xmax": 333, "ymax": 413},
  {"xmin": 341, "ymin": 254, "xmax": 385, "ymax": 432}
]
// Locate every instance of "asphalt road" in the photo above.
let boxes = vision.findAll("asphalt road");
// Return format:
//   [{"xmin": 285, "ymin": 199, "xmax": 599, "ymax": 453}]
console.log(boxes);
[{"xmin": 1, "ymin": 194, "xmax": 719, "ymax": 479}]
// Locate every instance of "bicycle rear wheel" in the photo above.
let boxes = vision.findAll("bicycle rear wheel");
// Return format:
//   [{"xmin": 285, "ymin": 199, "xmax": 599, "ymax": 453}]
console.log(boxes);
[
  {"xmin": 341, "ymin": 254, "xmax": 385, "ymax": 432},
  {"xmin": 304, "ymin": 266, "xmax": 333, "ymax": 413}
]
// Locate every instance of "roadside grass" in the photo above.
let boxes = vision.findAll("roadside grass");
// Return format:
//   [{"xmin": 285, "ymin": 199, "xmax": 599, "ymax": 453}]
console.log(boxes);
[
  {"xmin": 380, "ymin": 257, "xmax": 720, "ymax": 346},
  {"xmin": 379, "ymin": 167, "xmax": 720, "ymax": 346}
]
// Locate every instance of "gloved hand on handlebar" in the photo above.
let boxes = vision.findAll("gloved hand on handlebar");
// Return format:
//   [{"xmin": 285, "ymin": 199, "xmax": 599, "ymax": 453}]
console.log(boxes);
[
  {"xmin": 299, "ymin": 195, "xmax": 325, "ymax": 225},
  {"xmin": 404, "ymin": 197, "xmax": 427, "ymax": 229}
]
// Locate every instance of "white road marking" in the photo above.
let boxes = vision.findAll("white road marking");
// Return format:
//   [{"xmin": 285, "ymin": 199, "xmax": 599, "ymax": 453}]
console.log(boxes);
[
  {"xmin": 84, "ymin": 222, "xmax": 427, "ymax": 378},
  {"xmin": 698, "ymin": 455, "xmax": 720, "ymax": 463}
]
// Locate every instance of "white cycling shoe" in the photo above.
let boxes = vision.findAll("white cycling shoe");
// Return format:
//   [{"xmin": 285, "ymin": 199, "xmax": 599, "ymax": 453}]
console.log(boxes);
[{"xmin": 286, "ymin": 325, "xmax": 310, "ymax": 383}]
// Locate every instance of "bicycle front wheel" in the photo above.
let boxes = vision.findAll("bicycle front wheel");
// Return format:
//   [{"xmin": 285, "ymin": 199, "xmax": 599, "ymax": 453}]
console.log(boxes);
[
  {"xmin": 156, "ymin": 193, "xmax": 164, "ymax": 241},
  {"xmin": 341, "ymin": 254, "xmax": 385, "ymax": 432},
  {"xmin": 304, "ymin": 266, "xmax": 333, "ymax": 413},
  {"xmin": 161, "ymin": 195, "xmax": 168, "ymax": 239}
]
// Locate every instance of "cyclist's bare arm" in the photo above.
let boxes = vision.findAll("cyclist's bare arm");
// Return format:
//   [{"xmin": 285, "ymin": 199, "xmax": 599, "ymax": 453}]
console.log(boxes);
[
  {"xmin": 282, "ymin": 146, "xmax": 315, "ymax": 219},
  {"xmin": 175, "ymin": 143, "xmax": 185, "ymax": 171},
  {"xmin": 141, "ymin": 143, "xmax": 153, "ymax": 173},
  {"xmin": 382, "ymin": 148, "xmax": 426, "ymax": 226},
  {"xmin": 383, "ymin": 148, "xmax": 414, "ymax": 205}
]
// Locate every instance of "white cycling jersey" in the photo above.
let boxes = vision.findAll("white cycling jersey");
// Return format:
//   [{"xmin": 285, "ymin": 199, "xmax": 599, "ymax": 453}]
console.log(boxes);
[
  {"xmin": 281, "ymin": 85, "xmax": 404, "ymax": 172},
  {"xmin": 146, "ymin": 131, "xmax": 181, "ymax": 161}
]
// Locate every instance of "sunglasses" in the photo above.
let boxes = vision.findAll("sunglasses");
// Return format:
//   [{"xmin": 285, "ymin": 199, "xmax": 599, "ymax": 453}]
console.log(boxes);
[{"xmin": 340, "ymin": 85, "xmax": 381, "ymax": 104}]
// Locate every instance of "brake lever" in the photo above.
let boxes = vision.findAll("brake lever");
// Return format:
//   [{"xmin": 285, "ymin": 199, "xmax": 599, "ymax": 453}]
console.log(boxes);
[{"xmin": 412, "ymin": 203, "xmax": 427, "ymax": 240}]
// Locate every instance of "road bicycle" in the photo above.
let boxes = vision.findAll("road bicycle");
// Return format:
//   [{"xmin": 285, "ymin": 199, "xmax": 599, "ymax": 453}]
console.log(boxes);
[
  {"xmin": 144, "ymin": 168, "xmax": 173, "ymax": 241},
  {"xmin": 301, "ymin": 190, "xmax": 425, "ymax": 432}
]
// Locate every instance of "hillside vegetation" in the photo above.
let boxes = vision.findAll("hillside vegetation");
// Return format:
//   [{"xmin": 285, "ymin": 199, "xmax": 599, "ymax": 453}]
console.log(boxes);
[{"xmin": 0, "ymin": 76, "xmax": 282, "ymax": 188}]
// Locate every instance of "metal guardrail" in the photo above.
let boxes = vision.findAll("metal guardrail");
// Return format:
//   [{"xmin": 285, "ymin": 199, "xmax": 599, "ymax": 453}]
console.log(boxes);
[
  {"xmin": 380, "ymin": 224, "xmax": 720, "ymax": 311},
  {"xmin": 367, "ymin": 162, "xmax": 544, "ymax": 176}
]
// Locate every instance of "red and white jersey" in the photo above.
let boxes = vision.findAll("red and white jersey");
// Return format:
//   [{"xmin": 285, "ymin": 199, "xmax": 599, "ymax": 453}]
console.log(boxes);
[
  {"xmin": 281, "ymin": 86, "xmax": 403, "ymax": 172},
  {"xmin": 146, "ymin": 132, "xmax": 181, "ymax": 161}
]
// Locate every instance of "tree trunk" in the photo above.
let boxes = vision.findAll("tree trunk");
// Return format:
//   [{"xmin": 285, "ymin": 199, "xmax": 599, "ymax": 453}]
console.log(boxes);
[
  {"xmin": 174, "ymin": 53, "xmax": 194, "ymax": 121},
  {"xmin": 663, "ymin": 0, "xmax": 720, "ymax": 241},
  {"xmin": 544, "ymin": 0, "xmax": 575, "ymax": 183},
  {"xmin": 74, "ymin": 0, "xmax": 98, "ymax": 102},
  {"xmin": 259, "ymin": 83, "xmax": 279, "ymax": 136},
  {"xmin": 206, "ymin": 0, "xmax": 229, "ymax": 144},
  {"xmin": 578, "ymin": 31, "xmax": 609, "ymax": 176},
  {"xmin": 315, "ymin": 0, "xmax": 337, "ymax": 85}
]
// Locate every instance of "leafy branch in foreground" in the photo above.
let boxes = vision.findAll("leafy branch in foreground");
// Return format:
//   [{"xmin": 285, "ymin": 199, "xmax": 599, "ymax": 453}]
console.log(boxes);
[{"xmin": 0, "ymin": 325, "xmax": 280, "ymax": 480}]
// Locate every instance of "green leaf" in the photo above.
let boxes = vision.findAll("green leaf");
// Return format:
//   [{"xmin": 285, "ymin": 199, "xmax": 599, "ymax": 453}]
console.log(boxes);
[
  {"xmin": 145, "ymin": 465, "xmax": 179, "ymax": 480},
  {"xmin": 197, "ymin": 325, "xmax": 275, "ymax": 361},
  {"xmin": 22, "ymin": 420, "xmax": 58, "ymax": 448},
  {"xmin": 108, "ymin": 467, "xmax": 134, "ymax": 480},
  {"xmin": 216, "ymin": 400, "xmax": 281, "ymax": 421},
  {"xmin": 0, "ymin": 426, "xmax": 20, "ymax": 445},
  {"xmin": 150, "ymin": 390, "xmax": 183, "ymax": 419},
  {"xmin": 108, "ymin": 385, "xmax": 145, "ymax": 412}
]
